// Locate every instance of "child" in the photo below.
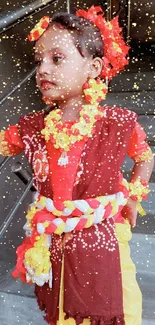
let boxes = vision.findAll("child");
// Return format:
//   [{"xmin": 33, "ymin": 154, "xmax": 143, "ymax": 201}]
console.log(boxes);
[{"xmin": 0, "ymin": 6, "xmax": 154, "ymax": 325}]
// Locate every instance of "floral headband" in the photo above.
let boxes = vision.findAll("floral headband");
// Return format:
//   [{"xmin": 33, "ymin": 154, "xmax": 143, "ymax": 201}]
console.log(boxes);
[{"xmin": 28, "ymin": 6, "xmax": 130, "ymax": 80}]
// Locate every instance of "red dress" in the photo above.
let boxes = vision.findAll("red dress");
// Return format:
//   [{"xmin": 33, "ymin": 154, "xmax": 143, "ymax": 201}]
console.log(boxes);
[
  {"xmin": 1, "ymin": 119, "xmax": 152, "ymax": 225},
  {"xmin": 0, "ymin": 107, "xmax": 153, "ymax": 325}
]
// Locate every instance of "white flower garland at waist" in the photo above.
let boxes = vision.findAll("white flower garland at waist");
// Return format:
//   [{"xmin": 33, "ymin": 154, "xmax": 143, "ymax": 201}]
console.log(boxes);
[{"xmin": 12, "ymin": 178, "xmax": 129, "ymax": 288}]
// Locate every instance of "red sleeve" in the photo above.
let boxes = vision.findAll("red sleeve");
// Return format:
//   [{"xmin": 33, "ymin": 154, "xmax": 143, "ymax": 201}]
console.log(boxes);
[
  {"xmin": 0, "ymin": 125, "xmax": 24, "ymax": 156},
  {"xmin": 127, "ymin": 122, "xmax": 153, "ymax": 162}
]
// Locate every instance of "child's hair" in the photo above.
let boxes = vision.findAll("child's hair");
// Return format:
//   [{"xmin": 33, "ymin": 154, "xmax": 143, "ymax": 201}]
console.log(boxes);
[
  {"xmin": 29, "ymin": 7, "xmax": 129, "ymax": 80},
  {"xmin": 51, "ymin": 12, "xmax": 104, "ymax": 59}
]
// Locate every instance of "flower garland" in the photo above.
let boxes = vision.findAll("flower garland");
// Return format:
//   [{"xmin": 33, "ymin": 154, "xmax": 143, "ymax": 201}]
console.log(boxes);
[
  {"xmin": 12, "ymin": 178, "xmax": 129, "ymax": 287},
  {"xmin": 41, "ymin": 104, "xmax": 106, "ymax": 152},
  {"xmin": 76, "ymin": 6, "xmax": 130, "ymax": 80}
]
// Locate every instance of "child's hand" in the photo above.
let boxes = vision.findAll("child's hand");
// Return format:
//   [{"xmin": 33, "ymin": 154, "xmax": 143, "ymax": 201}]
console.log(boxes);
[{"xmin": 121, "ymin": 198, "xmax": 138, "ymax": 227}]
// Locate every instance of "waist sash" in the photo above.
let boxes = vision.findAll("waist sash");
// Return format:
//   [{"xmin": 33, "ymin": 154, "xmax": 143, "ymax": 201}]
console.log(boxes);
[{"xmin": 12, "ymin": 178, "xmax": 129, "ymax": 288}]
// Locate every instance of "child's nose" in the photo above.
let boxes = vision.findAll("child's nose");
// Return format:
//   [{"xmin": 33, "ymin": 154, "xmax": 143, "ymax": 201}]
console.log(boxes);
[{"xmin": 39, "ymin": 57, "xmax": 51, "ymax": 75}]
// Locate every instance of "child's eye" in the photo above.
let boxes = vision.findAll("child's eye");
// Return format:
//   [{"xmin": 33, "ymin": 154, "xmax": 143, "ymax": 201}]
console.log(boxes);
[
  {"xmin": 53, "ymin": 55, "xmax": 64, "ymax": 64},
  {"xmin": 34, "ymin": 59, "xmax": 41, "ymax": 66}
]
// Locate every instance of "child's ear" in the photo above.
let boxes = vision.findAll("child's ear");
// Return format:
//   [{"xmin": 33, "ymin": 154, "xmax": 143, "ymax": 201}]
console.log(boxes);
[{"xmin": 89, "ymin": 57, "xmax": 103, "ymax": 79}]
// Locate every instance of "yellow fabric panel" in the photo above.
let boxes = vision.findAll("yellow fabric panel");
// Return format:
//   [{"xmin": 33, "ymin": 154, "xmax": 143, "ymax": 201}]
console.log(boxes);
[
  {"xmin": 115, "ymin": 222, "xmax": 142, "ymax": 325},
  {"xmin": 56, "ymin": 222, "xmax": 142, "ymax": 325}
]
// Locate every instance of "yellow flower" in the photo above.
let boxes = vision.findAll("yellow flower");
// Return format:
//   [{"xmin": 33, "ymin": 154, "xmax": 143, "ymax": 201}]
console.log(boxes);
[
  {"xmin": 70, "ymin": 135, "xmax": 78, "ymax": 144},
  {"xmin": 46, "ymin": 109, "xmax": 61, "ymax": 121},
  {"xmin": 75, "ymin": 119, "xmax": 92, "ymax": 136},
  {"xmin": 26, "ymin": 206, "xmax": 38, "ymax": 220},
  {"xmin": 55, "ymin": 133, "xmax": 70, "ymax": 150},
  {"xmin": 41, "ymin": 125, "xmax": 56, "ymax": 141},
  {"xmin": 112, "ymin": 42, "xmax": 122, "ymax": 53},
  {"xmin": 25, "ymin": 234, "xmax": 51, "ymax": 276},
  {"xmin": 25, "ymin": 246, "xmax": 51, "ymax": 276}
]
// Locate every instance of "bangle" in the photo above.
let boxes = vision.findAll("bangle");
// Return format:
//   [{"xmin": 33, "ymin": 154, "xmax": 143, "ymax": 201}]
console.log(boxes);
[
  {"xmin": 129, "ymin": 178, "xmax": 150, "ymax": 216},
  {"xmin": 129, "ymin": 178, "xmax": 150, "ymax": 201},
  {"xmin": 134, "ymin": 147, "xmax": 153, "ymax": 163}
]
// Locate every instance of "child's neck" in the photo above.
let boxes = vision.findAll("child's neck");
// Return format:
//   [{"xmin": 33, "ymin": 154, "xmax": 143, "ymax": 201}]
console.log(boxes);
[{"xmin": 57, "ymin": 96, "xmax": 87, "ymax": 123}]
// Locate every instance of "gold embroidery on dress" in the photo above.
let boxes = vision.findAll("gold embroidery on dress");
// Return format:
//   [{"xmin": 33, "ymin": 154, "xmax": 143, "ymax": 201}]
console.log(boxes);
[
  {"xmin": 0, "ymin": 130, "xmax": 11, "ymax": 156},
  {"xmin": 134, "ymin": 147, "xmax": 153, "ymax": 163}
]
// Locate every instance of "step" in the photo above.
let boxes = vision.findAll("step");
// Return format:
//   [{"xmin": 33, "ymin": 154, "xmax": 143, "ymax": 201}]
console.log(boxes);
[
  {"xmin": 0, "ymin": 291, "xmax": 47, "ymax": 325},
  {"xmin": 105, "ymin": 91, "xmax": 155, "ymax": 115},
  {"xmin": 109, "ymin": 71, "xmax": 155, "ymax": 93},
  {"xmin": 143, "ymin": 320, "xmax": 155, "ymax": 325},
  {"xmin": 130, "ymin": 233, "xmax": 155, "ymax": 320}
]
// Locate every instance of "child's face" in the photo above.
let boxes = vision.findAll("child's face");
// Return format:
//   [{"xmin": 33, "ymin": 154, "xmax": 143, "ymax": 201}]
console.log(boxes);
[{"xmin": 35, "ymin": 24, "xmax": 91, "ymax": 102}]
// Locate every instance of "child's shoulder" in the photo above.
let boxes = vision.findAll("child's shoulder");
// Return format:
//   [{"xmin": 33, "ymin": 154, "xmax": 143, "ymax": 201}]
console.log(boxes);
[
  {"xmin": 103, "ymin": 105, "xmax": 137, "ymax": 122},
  {"xmin": 18, "ymin": 109, "xmax": 47, "ymax": 133},
  {"xmin": 19, "ymin": 109, "xmax": 45, "ymax": 123}
]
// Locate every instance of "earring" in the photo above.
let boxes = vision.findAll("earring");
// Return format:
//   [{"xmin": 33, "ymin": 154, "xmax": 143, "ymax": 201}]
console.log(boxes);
[{"xmin": 83, "ymin": 78, "xmax": 108, "ymax": 105}]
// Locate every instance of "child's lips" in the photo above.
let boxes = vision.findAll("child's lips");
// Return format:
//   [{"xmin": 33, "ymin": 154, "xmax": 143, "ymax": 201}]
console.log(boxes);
[{"xmin": 40, "ymin": 80, "xmax": 56, "ymax": 90}]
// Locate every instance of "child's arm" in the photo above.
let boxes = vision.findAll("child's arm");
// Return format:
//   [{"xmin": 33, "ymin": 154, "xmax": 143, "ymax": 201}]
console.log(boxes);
[
  {"xmin": 0, "ymin": 125, "xmax": 24, "ymax": 156},
  {"xmin": 122, "ymin": 122, "xmax": 154, "ymax": 227}
]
